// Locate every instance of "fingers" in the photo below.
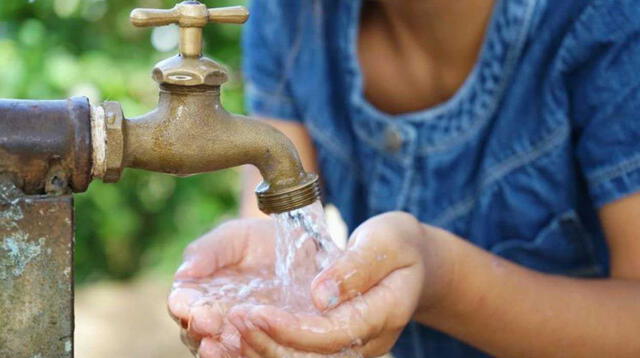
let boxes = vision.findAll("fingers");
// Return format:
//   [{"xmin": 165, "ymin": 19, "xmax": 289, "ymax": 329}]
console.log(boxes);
[
  {"xmin": 199, "ymin": 337, "xmax": 229, "ymax": 358},
  {"xmin": 233, "ymin": 321, "xmax": 329, "ymax": 358},
  {"xmin": 191, "ymin": 317, "xmax": 246, "ymax": 358},
  {"xmin": 175, "ymin": 220, "xmax": 254, "ymax": 280},
  {"xmin": 241, "ymin": 328, "xmax": 291, "ymax": 358},
  {"xmin": 189, "ymin": 301, "xmax": 228, "ymax": 336},
  {"xmin": 232, "ymin": 265, "xmax": 422, "ymax": 355},
  {"xmin": 311, "ymin": 212, "xmax": 423, "ymax": 310},
  {"xmin": 168, "ymin": 287, "xmax": 205, "ymax": 320},
  {"xmin": 179, "ymin": 212, "xmax": 424, "ymax": 357},
  {"xmin": 228, "ymin": 303, "xmax": 370, "ymax": 354},
  {"xmin": 356, "ymin": 328, "xmax": 403, "ymax": 358},
  {"xmin": 232, "ymin": 306, "xmax": 392, "ymax": 357},
  {"xmin": 236, "ymin": 323, "xmax": 364, "ymax": 358},
  {"xmin": 182, "ymin": 314, "xmax": 246, "ymax": 358},
  {"xmin": 219, "ymin": 316, "xmax": 242, "ymax": 355},
  {"xmin": 168, "ymin": 287, "xmax": 230, "ymax": 339},
  {"xmin": 240, "ymin": 337, "xmax": 264, "ymax": 358},
  {"xmin": 176, "ymin": 218, "xmax": 276, "ymax": 280}
]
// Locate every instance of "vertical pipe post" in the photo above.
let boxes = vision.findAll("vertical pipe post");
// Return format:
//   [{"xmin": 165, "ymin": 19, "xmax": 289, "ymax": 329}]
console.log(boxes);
[{"xmin": 0, "ymin": 179, "xmax": 74, "ymax": 357}]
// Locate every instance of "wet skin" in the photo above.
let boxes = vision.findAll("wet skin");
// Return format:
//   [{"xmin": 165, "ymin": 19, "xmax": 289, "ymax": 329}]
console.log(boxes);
[
  {"xmin": 172, "ymin": 194, "xmax": 640, "ymax": 358},
  {"xmin": 169, "ymin": 212, "xmax": 437, "ymax": 357},
  {"xmin": 168, "ymin": 219, "xmax": 279, "ymax": 356}
]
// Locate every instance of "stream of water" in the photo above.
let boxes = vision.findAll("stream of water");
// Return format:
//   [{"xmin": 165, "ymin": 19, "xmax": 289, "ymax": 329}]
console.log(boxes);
[{"xmin": 172, "ymin": 201, "xmax": 362, "ymax": 357}]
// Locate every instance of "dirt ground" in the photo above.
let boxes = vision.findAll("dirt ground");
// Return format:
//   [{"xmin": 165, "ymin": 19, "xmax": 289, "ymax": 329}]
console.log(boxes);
[{"xmin": 75, "ymin": 276, "xmax": 192, "ymax": 358}]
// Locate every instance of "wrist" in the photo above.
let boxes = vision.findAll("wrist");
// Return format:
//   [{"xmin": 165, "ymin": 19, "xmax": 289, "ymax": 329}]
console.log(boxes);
[{"xmin": 412, "ymin": 224, "xmax": 463, "ymax": 319}]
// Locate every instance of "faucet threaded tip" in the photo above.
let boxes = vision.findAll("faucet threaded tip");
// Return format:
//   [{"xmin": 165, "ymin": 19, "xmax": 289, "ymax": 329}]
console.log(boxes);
[{"xmin": 256, "ymin": 173, "xmax": 320, "ymax": 214}]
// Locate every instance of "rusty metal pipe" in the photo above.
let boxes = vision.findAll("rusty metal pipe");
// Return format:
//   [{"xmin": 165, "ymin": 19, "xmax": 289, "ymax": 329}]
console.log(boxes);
[{"xmin": 0, "ymin": 97, "xmax": 92, "ymax": 194}]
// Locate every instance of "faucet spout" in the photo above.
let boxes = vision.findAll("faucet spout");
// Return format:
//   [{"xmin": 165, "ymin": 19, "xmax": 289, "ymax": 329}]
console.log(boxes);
[
  {"xmin": 124, "ymin": 85, "xmax": 304, "ymax": 184},
  {"xmin": 94, "ymin": 85, "xmax": 319, "ymax": 214}
]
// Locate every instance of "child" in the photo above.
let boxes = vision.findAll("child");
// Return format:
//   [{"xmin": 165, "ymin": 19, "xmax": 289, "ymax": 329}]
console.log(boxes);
[{"xmin": 170, "ymin": 0, "xmax": 640, "ymax": 357}]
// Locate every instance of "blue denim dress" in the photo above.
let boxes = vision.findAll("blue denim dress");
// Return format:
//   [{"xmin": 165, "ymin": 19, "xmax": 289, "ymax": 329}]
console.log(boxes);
[{"xmin": 242, "ymin": 0, "xmax": 640, "ymax": 356}]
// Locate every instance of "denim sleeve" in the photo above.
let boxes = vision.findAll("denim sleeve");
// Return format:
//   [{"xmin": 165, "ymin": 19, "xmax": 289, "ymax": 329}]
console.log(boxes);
[
  {"xmin": 242, "ymin": 0, "xmax": 300, "ymax": 121},
  {"xmin": 566, "ymin": 0, "xmax": 640, "ymax": 208}
]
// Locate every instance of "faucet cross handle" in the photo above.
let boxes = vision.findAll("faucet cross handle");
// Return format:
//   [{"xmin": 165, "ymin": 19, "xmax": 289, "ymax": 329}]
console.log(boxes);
[{"xmin": 130, "ymin": 1, "xmax": 249, "ymax": 58}]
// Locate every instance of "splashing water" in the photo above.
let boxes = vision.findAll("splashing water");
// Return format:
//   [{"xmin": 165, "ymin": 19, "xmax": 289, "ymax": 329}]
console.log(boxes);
[
  {"xmin": 172, "ymin": 201, "xmax": 363, "ymax": 357},
  {"xmin": 272, "ymin": 200, "xmax": 342, "ymax": 311}
]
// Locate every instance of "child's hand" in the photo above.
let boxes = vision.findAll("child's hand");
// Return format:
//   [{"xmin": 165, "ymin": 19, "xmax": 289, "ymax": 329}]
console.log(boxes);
[
  {"xmin": 227, "ymin": 212, "xmax": 454, "ymax": 357},
  {"xmin": 167, "ymin": 218, "xmax": 279, "ymax": 357}
]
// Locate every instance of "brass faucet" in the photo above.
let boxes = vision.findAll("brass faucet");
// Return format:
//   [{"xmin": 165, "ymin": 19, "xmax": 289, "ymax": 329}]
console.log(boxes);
[{"xmin": 90, "ymin": 1, "xmax": 319, "ymax": 214}]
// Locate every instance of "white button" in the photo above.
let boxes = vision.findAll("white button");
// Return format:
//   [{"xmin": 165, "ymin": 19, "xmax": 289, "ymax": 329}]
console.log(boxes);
[{"xmin": 384, "ymin": 126, "xmax": 403, "ymax": 153}]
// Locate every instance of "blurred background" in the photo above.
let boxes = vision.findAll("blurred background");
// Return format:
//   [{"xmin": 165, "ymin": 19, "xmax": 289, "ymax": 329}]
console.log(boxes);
[{"xmin": 0, "ymin": 0, "xmax": 246, "ymax": 356}]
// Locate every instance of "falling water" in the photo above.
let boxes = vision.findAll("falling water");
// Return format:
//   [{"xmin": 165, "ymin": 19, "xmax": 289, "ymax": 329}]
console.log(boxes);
[
  {"xmin": 172, "ymin": 201, "xmax": 363, "ymax": 356},
  {"xmin": 272, "ymin": 200, "xmax": 341, "ymax": 311}
]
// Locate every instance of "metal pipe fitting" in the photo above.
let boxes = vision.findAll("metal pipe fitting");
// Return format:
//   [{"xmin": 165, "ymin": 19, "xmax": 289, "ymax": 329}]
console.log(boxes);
[
  {"xmin": 90, "ymin": 101, "xmax": 124, "ymax": 183},
  {"xmin": 256, "ymin": 173, "xmax": 320, "ymax": 214},
  {"xmin": 92, "ymin": 85, "xmax": 319, "ymax": 214},
  {"xmin": 0, "ymin": 97, "xmax": 92, "ymax": 194}
]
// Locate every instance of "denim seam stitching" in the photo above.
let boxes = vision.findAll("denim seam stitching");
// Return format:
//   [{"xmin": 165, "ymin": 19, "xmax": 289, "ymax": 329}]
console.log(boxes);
[
  {"xmin": 351, "ymin": 124, "xmax": 384, "ymax": 152},
  {"xmin": 483, "ymin": 124, "xmax": 569, "ymax": 185},
  {"xmin": 418, "ymin": 0, "xmax": 539, "ymax": 155},
  {"xmin": 490, "ymin": 210, "xmax": 603, "ymax": 276},
  {"xmin": 433, "ymin": 123, "xmax": 569, "ymax": 226},
  {"xmin": 589, "ymin": 77, "xmax": 640, "ymax": 126},
  {"xmin": 587, "ymin": 152, "xmax": 640, "ymax": 186},
  {"xmin": 490, "ymin": 210, "xmax": 573, "ymax": 253},
  {"xmin": 270, "ymin": 6, "xmax": 306, "ymax": 104},
  {"xmin": 305, "ymin": 120, "xmax": 355, "ymax": 166},
  {"xmin": 554, "ymin": 0, "xmax": 603, "ymax": 69},
  {"xmin": 246, "ymin": 82, "xmax": 296, "ymax": 104}
]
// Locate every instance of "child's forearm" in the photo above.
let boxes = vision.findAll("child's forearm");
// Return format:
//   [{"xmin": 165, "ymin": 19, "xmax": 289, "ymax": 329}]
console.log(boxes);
[{"xmin": 415, "ymin": 234, "xmax": 640, "ymax": 358}]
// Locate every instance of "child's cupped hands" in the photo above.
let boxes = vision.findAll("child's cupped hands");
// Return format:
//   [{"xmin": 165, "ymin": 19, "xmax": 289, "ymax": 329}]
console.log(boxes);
[
  {"xmin": 167, "ymin": 218, "xmax": 280, "ymax": 357},
  {"xmin": 169, "ymin": 212, "xmax": 456, "ymax": 358},
  {"xmin": 226, "ymin": 212, "xmax": 454, "ymax": 358}
]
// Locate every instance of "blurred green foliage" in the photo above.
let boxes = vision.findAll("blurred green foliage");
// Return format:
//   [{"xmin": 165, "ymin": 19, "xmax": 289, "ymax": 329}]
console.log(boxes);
[{"xmin": 0, "ymin": 0, "xmax": 247, "ymax": 282}]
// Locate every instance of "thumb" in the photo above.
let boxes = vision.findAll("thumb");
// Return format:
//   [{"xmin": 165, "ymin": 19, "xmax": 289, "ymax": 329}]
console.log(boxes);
[{"xmin": 310, "ymin": 213, "xmax": 419, "ymax": 310}]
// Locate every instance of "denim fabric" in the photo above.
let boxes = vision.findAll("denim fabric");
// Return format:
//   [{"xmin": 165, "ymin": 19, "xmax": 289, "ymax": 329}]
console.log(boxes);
[{"xmin": 242, "ymin": 0, "xmax": 640, "ymax": 357}]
